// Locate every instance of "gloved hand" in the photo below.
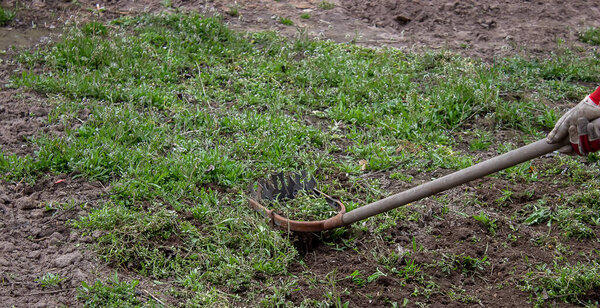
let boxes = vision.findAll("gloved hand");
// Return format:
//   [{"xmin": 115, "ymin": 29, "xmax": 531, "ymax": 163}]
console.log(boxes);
[
  {"xmin": 547, "ymin": 86, "xmax": 600, "ymax": 146},
  {"xmin": 558, "ymin": 117, "xmax": 600, "ymax": 156}
]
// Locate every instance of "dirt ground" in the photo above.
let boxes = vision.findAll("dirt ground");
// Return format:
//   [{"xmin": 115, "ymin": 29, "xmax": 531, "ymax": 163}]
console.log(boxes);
[
  {"xmin": 1, "ymin": 0, "xmax": 600, "ymax": 307},
  {"xmin": 4, "ymin": 0, "xmax": 600, "ymax": 58}
]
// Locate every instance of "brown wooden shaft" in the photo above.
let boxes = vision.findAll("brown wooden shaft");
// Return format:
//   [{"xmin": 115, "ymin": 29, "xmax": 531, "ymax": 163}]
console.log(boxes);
[{"xmin": 341, "ymin": 138, "xmax": 567, "ymax": 226}]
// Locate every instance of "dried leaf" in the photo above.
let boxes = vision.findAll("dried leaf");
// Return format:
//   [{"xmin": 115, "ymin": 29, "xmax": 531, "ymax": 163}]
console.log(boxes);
[{"xmin": 359, "ymin": 159, "xmax": 368, "ymax": 171}]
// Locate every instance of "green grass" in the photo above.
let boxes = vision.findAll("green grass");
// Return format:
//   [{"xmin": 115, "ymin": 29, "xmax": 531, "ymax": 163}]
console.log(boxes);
[
  {"xmin": 279, "ymin": 17, "xmax": 293, "ymax": 26},
  {"xmin": 520, "ymin": 260, "xmax": 600, "ymax": 307},
  {"xmin": 472, "ymin": 211, "xmax": 497, "ymax": 235},
  {"xmin": 468, "ymin": 129, "xmax": 492, "ymax": 151},
  {"xmin": 36, "ymin": 272, "xmax": 66, "ymax": 288},
  {"xmin": 4, "ymin": 13, "xmax": 600, "ymax": 306},
  {"xmin": 318, "ymin": 1, "xmax": 335, "ymax": 10},
  {"xmin": 0, "ymin": 6, "xmax": 14, "ymax": 26},
  {"xmin": 227, "ymin": 6, "xmax": 240, "ymax": 18},
  {"xmin": 265, "ymin": 190, "xmax": 338, "ymax": 220},
  {"xmin": 579, "ymin": 27, "xmax": 600, "ymax": 46},
  {"xmin": 77, "ymin": 273, "xmax": 153, "ymax": 307},
  {"xmin": 520, "ymin": 188, "xmax": 600, "ymax": 239}
]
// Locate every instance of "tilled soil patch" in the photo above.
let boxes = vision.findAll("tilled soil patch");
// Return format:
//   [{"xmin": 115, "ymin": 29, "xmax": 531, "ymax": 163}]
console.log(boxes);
[
  {"xmin": 0, "ymin": 90, "xmax": 65, "ymax": 156},
  {"xmin": 344, "ymin": 0, "xmax": 600, "ymax": 59},
  {"xmin": 286, "ymin": 162, "xmax": 598, "ymax": 306},
  {"xmin": 213, "ymin": 0, "xmax": 600, "ymax": 60},
  {"xmin": 0, "ymin": 175, "xmax": 176, "ymax": 307},
  {"xmin": 0, "ymin": 175, "xmax": 106, "ymax": 307},
  {"xmin": 5, "ymin": 0, "xmax": 600, "ymax": 61}
]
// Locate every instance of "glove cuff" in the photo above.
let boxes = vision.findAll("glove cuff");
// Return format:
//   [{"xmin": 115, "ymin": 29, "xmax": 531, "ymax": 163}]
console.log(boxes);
[{"xmin": 589, "ymin": 86, "xmax": 600, "ymax": 105}]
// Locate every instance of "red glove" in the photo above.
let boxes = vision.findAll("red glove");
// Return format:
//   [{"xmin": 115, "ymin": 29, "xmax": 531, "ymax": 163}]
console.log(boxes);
[
  {"xmin": 548, "ymin": 86, "xmax": 600, "ymax": 145},
  {"xmin": 566, "ymin": 117, "xmax": 600, "ymax": 156}
]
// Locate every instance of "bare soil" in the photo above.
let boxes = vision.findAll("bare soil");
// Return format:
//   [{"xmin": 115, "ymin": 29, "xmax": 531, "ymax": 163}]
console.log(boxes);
[
  {"xmin": 1, "ymin": 0, "xmax": 600, "ymax": 307},
  {"xmin": 212, "ymin": 0, "xmax": 600, "ymax": 60}
]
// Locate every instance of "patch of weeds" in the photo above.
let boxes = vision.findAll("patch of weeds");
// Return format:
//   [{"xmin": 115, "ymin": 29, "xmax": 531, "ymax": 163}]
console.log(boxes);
[
  {"xmin": 321, "ymin": 269, "xmax": 350, "ymax": 307},
  {"xmin": 300, "ymin": 13, "xmax": 311, "ymax": 19},
  {"xmin": 259, "ymin": 280, "xmax": 299, "ymax": 307},
  {"xmin": 347, "ymin": 270, "xmax": 366, "ymax": 287},
  {"xmin": 555, "ymin": 208, "xmax": 595, "ymax": 239},
  {"xmin": 495, "ymin": 189, "xmax": 513, "ymax": 206},
  {"xmin": 279, "ymin": 17, "xmax": 293, "ymax": 26},
  {"xmin": 567, "ymin": 189, "xmax": 600, "ymax": 210},
  {"xmin": 0, "ymin": 6, "xmax": 14, "ymax": 26},
  {"xmin": 318, "ymin": 1, "xmax": 335, "ymax": 10},
  {"xmin": 82, "ymin": 21, "xmax": 108, "ymax": 36},
  {"xmin": 177, "ymin": 270, "xmax": 232, "ymax": 306},
  {"xmin": 390, "ymin": 172, "xmax": 413, "ymax": 183},
  {"xmin": 77, "ymin": 273, "xmax": 146, "ymax": 307},
  {"xmin": 536, "ymin": 109, "xmax": 558, "ymax": 130},
  {"xmin": 161, "ymin": 0, "xmax": 173, "ymax": 8},
  {"xmin": 578, "ymin": 27, "xmax": 600, "ymax": 46},
  {"xmin": 438, "ymin": 253, "xmax": 489, "ymax": 275},
  {"xmin": 36, "ymin": 273, "xmax": 66, "ymax": 288},
  {"xmin": 498, "ymin": 161, "xmax": 539, "ymax": 182},
  {"xmin": 422, "ymin": 145, "xmax": 473, "ymax": 170},
  {"xmin": 367, "ymin": 268, "xmax": 387, "ymax": 283},
  {"xmin": 472, "ymin": 211, "xmax": 497, "ymax": 235},
  {"xmin": 0, "ymin": 151, "xmax": 42, "ymax": 182},
  {"xmin": 374, "ymin": 247, "xmax": 401, "ymax": 267},
  {"xmin": 373, "ymin": 205, "xmax": 417, "ymax": 233},
  {"xmin": 264, "ymin": 190, "xmax": 338, "ymax": 221},
  {"xmin": 390, "ymin": 258, "xmax": 424, "ymax": 283},
  {"xmin": 447, "ymin": 285, "xmax": 481, "ymax": 304},
  {"xmin": 523, "ymin": 201, "xmax": 551, "ymax": 226},
  {"xmin": 72, "ymin": 204, "xmax": 181, "ymax": 277},
  {"xmin": 468, "ymin": 129, "xmax": 492, "ymax": 151},
  {"xmin": 520, "ymin": 261, "xmax": 600, "ymax": 306},
  {"xmin": 460, "ymin": 255, "xmax": 489, "ymax": 274},
  {"xmin": 227, "ymin": 6, "xmax": 240, "ymax": 17},
  {"xmin": 434, "ymin": 255, "xmax": 458, "ymax": 275},
  {"xmin": 496, "ymin": 142, "xmax": 515, "ymax": 154},
  {"xmin": 522, "ymin": 195, "xmax": 598, "ymax": 239}
]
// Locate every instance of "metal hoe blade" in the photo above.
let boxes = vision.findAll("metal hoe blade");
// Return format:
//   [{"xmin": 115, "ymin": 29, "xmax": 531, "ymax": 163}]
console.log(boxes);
[{"xmin": 248, "ymin": 171, "xmax": 346, "ymax": 232}]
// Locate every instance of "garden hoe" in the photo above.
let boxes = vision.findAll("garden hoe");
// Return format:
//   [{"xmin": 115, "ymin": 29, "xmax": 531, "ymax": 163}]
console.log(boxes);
[{"xmin": 248, "ymin": 118, "xmax": 600, "ymax": 232}]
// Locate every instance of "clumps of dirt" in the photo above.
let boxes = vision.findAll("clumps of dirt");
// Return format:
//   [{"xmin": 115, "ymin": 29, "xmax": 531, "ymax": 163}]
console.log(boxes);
[
  {"xmin": 283, "ymin": 156, "xmax": 598, "ymax": 307},
  {"xmin": 5, "ymin": 0, "xmax": 600, "ymax": 62},
  {"xmin": 344, "ymin": 0, "xmax": 600, "ymax": 59},
  {"xmin": 0, "ymin": 90, "xmax": 64, "ymax": 156},
  {"xmin": 212, "ymin": 0, "xmax": 600, "ymax": 60},
  {"xmin": 0, "ymin": 175, "xmax": 105, "ymax": 307},
  {"xmin": 0, "ymin": 175, "xmax": 176, "ymax": 307}
]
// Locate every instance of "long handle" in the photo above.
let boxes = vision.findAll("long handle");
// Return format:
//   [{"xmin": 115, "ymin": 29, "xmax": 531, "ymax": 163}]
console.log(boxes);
[{"xmin": 341, "ymin": 138, "xmax": 567, "ymax": 226}]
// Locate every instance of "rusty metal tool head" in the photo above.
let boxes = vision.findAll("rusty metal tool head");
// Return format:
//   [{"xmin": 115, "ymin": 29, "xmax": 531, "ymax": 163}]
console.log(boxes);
[
  {"xmin": 248, "ymin": 171, "xmax": 346, "ymax": 232},
  {"xmin": 248, "ymin": 129, "xmax": 585, "ymax": 232}
]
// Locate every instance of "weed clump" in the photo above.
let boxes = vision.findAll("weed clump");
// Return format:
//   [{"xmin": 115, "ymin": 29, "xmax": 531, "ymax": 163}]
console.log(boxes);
[
  {"xmin": 579, "ymin": 27, "xmax": 600, "ymax": 46},
  {"xmin": 318, "ymin": 1, "xmax": 335, "ymax": 10},
  {"xmin": 266, "ymin": 190, "xmax": 338, "ymax": 221},
  {"xmin": 520, "ymin": 261, "xmax": 600, "ymax": 306},
  {"xmin": 77, "ymin": 274, "xmax": 144, "ymax": 307},
  {"xmin": 0, "ymin": 6, "xmax": 14, "ymax": 26},
  {"xmin": 227, "ymin": 6, "xmax": 239, "ymax": 17},
  {"xmin": 279, "ymin": 17, "xmax": 293, "ymax": 26},
  {"xmin": 82, "ymin": 21, "xmax": 108, "ymax": 36}
]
